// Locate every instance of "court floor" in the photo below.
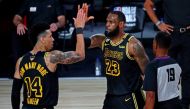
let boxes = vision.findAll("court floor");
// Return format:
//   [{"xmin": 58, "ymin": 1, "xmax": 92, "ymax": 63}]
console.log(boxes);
[{"xmin": 0, "ymin": 77, "xmax": 106, "ymax": 109}]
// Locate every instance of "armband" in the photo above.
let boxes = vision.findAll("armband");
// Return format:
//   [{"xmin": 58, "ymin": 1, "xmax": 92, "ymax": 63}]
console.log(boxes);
[{"xmin": 76, "ymin": 27, "xmax": 83, "ymax": 34}]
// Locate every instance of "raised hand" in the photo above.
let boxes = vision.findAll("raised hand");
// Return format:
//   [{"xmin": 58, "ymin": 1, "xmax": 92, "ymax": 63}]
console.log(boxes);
[
  {"xmin": 78, "ymin": 3, "xmax": 94, "ymax": 22},
  {"xmin": 73, "ymin": 9, "xmax": 86, "ymax": 29}
]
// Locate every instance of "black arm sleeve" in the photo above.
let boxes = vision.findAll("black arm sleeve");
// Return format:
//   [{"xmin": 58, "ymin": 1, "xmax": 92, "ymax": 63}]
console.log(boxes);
[{"xmin": 11, "ymin": 78, "xmax": 23, "ymax": 109}]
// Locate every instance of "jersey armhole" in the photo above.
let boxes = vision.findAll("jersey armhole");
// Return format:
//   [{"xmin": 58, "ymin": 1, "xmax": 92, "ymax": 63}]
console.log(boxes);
[
  {"xmin": 101, "ymin": 39, "xmax": 106, "ymax": 51},
  {"xmin": 44, "ymin": 52, "xmax": 57, "ymax": 73},
  {"xmin": 18, "ymin": 56, "xmax": 24, "ymax": 78},
  {"xmin": 126, "ymin": 36, "xmax": 135, "ymax": 60}
]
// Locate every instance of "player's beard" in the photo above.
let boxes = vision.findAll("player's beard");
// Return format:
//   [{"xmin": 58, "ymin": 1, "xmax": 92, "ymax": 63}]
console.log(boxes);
[{"xmin": 105, "ymin": 26, "xmax": 119, "ymax": 38}]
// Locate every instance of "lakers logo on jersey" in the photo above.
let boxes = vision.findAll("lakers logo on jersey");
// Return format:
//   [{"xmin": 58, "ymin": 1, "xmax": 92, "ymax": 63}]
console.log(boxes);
[{"xmin": 104, "ymin": 48, "xmax": 124, "ymax": 60}]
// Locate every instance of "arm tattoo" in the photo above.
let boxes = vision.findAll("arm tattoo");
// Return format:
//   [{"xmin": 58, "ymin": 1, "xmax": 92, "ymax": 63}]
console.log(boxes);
[
  {"xmin": 133, "ymin": 42, "xmax": 149, "ymax": 74},
  {"xmin": 50, "ymin": 50, "xmax": 82, "ymax": 64},
  {"xmin": 50, "ymin": 50, "xmax": 67, "ymax": 63},
  {"xmin": 133, "ymin": 42, "xmax": 144, "ymax": 57}
]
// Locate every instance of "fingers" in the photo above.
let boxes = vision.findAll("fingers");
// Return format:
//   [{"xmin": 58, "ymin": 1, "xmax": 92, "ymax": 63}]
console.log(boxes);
[
  {"xmin": 166, "ymin": 28, "xmax": 173, "ymax": 34},
  {"xmin": 164, "ymin": 30, "xmax": 171, "ymax": 35},
  {"xmin": 167, "ymin": 24, "xmax": 174, "ymax": 29},
  {"xmin": 78, "ymin": 3, "xmax": 88, "ymax": 12},
  {"xmin": 77, "ymin": 3, "xmax": 93, "ymax": 23},
  {"xmin": 164, "ymin": 26, "xmax": 173, "ymax": 34},
  {"xmin": 73, "ymin": 18, "xmax": 76, "ymax": 23},
  {"xmin": 87, "ymin": 16, "xmax": 94, "ymax": 21},
  {"xmin": 24, "ymin": 26, "xmax": 28, "ymax": 30},
  {"xmin": 165, "ymin": 24, "xmax": 174, "ymax": 32},
  {"xmin": 17, "ymin": 24, "xmax": 26, "ymax": 35},
  {"xmin": 158, "ymin": 23, "xmax": 174, "ymax": 34},
  {"xmin": 77, "ymin": 9, "xmax": 86, "ymax": 23},
  {"xmin": 78, "ymin": 5, "xmax": 80, "ymax": 10},
  {"xmin": 83, "ymin": 3, "xmax": 88, "ymax": 14},
  {"xmin": 73, "ymin": 9, "xmax": 86, "ymax": 28}
]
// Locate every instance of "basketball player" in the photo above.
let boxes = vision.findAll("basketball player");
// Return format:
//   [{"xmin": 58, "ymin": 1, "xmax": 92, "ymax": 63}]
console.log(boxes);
[
  {"xmin": 86, "ymin": 11, "xmax": 149, "ymax": 109},
  {"xmin": 11, "ymin": 9, "xmax": 86, "ymax": 109},
  {"xmin": 143, "ymin": 32, "xmax": 182, "ymax": 109}
]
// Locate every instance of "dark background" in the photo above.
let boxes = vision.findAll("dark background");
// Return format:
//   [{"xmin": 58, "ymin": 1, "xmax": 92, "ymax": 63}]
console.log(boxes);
[{"xmin": 0, "ymin": 0, "xmax": 163, "ymax": 77}]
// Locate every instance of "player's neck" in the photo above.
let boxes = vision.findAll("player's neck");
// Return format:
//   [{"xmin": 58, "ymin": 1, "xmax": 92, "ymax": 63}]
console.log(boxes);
[
  {"xmin": 110, "ymin": 31, "xmax": 125, "ymax": 43},
  {"xmin": 156, "ymin": 49, "xmax": 168, "ymax": 58},
  {"xmin": 31, "ymin": 43, "xmax": 46, "ymax": 54}
]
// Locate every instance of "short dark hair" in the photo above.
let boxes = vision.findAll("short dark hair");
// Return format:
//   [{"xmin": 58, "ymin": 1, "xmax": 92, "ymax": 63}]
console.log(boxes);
[
  {"xmin": 109, "ymin": 11, "xmax": 126, "ymax": 23},
  {"xmin": 29, "ymin": 22, "xmax": 50, "ymax": 46},
  {"xmin": 154, "ymin": 32, "xmax": 171, "ymax": 49}
]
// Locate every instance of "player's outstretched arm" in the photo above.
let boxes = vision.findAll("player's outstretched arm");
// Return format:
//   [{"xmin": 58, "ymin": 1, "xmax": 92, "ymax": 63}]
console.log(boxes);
[
  {"xmin": 49, "ymin": 50, "xmax": 84, "ymax": 64},
  {"xmin": 88, "ymin": 34, "xmax": 106, "ymax": 48},
  {"xmin": 48, "ymin": 9, "xmax": 86, "ymax": 65}
]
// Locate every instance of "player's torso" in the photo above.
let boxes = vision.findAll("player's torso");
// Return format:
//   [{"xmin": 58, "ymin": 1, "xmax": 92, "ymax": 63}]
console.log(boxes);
[
  {"xmin": 102, "ymin": 34, "xmax": 142, "ymax": 95},
  {"xmin": 19, "ymin": 52, "xmax": 58, "ymax": 107}
]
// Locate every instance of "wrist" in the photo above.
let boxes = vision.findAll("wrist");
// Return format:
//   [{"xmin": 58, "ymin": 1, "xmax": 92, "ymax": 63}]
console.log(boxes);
[
  {"xmin": 16, "ymin": 22, "xmax": 22, "ymax": 27},
  {"xmin": 155, "ymin": 21, "xmax": 162, "ymax": 27},
  {"xmin": 76, "ymin": 27, "xmax": 83, "ymax": 35}
]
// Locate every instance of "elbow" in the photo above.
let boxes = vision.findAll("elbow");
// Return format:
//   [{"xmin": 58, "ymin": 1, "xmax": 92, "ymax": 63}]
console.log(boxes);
[
  {"xmin": 75, "ymin": 51, "xmax": 85, "ymax": 62},
  {"xmin": 79, "ymin": 54, "xmax": 85, "ymax": 61},
  {"xmin": 76, "ymin": 49, "xmax": 85, "ymax": 61},
  {"xmin": 13, "ymin": 16, "xmax": 17, "ymax": 26},
  {"xmin": 81, "ymin": 57, "xmax": 85, "ymax": 61}
]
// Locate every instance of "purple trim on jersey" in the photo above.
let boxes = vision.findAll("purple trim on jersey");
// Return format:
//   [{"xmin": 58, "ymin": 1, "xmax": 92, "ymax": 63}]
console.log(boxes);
[{"xmin": 155, "ymin": 56, "xmax": 170, "ymax": 60}]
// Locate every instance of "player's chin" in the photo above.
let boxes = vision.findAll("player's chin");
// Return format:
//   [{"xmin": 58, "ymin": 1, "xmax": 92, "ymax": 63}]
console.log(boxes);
[
  {"xmin": 106, "ymin": 29, "xmax": 111, "ymax": 33},
  {"xmin": 50, "ymin": 45, "xmax": 54, "ymax": 50},
  {"xmin": 48, "ymin": 45, "xmax": 54, "ymax": 51}
]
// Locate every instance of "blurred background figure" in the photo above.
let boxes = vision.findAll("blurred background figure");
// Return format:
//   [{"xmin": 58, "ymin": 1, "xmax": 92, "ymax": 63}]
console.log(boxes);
[{"xmin": 12, "ymin": 0, "xmax": 66, "ymax": 69}]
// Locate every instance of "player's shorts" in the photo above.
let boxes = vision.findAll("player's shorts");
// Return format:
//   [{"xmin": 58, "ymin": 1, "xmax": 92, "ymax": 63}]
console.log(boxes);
[{"xmin": 102, "ymin": 90, "xmax": 145, "ymax": 109}]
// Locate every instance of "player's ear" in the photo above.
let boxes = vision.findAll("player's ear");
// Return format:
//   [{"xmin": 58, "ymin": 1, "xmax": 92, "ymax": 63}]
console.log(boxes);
[
  {"xmin": 39, "ymin": 36, "xmax": 45, "ymax": 43},
  {"xmin": 119, "ymin": 21, "xmax": 125, "ymax": 28},
  {"xmin": 155, "ymin": 40, "xmax": 159, "ymax": 49},
  {"xmin": 153, "ymin": 39, "xmax": 158, "ymax": 50},
  {"xmin": 153, "ymin": 39, "xmax": 156, "ymax": 49}
]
